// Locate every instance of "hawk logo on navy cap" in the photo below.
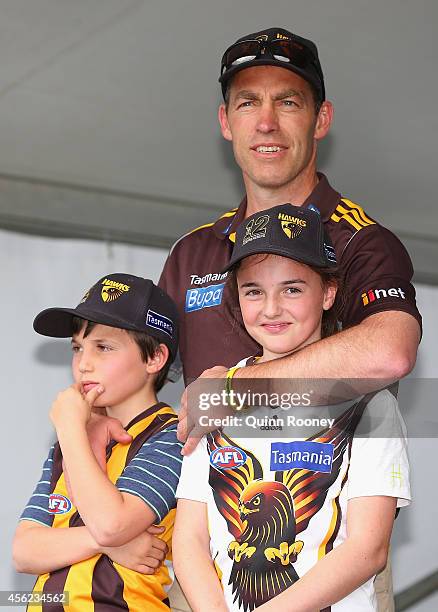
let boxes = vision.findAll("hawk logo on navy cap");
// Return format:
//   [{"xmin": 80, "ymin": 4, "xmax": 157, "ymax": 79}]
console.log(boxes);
[
  {"xmin": 278, "ymin": 212, "xmax": 307, "ymax": 239},
  {"xmin": 101, "ymin": 278, "xmax": 130, "ymax": 303},
  {"xmin": 242, "ymin": 215, "xmax": 269, "ymax": 245}
]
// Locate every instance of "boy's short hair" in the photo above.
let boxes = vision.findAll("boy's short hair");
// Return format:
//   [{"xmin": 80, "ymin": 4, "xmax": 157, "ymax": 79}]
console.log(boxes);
[
  {"xmin": 34, "ymin": 273, "xmax": 179, "ymax": 390},
  {"xmin": 71, "ymin": 317, "xmax": 171, "ymax": 392}
]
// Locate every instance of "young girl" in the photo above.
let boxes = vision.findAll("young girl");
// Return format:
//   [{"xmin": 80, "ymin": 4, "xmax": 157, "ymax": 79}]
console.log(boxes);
[{"xmin": 173, "ymin": 205, "xmax": 410, "ymax": 612}]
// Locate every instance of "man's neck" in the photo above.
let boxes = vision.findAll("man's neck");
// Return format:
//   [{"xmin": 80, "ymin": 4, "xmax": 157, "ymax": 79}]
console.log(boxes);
[{"xmin": 244, "ymin": 171, "xmax": 319, "ymax": 218}]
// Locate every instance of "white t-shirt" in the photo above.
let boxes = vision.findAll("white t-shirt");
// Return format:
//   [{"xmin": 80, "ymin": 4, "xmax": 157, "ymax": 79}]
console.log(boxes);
[{"xmin": 176, "ymin": 378, "xmax": 410, "ymax": 612}]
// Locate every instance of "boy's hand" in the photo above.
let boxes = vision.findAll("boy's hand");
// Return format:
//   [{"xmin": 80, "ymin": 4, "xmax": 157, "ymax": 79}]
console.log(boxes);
[
  {"xmin": 101, "ymin": 525, "xmax": 168, "ymax": 574},
  {"xmin": 86, "ymin": 412, "xmax": 133, "ymax": 472},
  {"xmin": 62, "ymin": 412, "xmax": 132, "ymax": 495},
  {"xmin": 50, "ymin": 384, "xmax": 105, "ymax": 430}
]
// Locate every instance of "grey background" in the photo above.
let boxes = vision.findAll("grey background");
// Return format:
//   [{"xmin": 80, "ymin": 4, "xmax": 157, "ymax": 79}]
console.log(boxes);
[{"xmin": 0, "ymin": 0, "xmax": 436, "ymax": 281}]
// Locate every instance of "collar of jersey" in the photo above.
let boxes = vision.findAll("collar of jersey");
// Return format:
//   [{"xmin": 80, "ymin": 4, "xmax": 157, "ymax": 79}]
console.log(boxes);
[{"xmin": 212, "ymin": 173, "xmax": 341, "ymax": 243}]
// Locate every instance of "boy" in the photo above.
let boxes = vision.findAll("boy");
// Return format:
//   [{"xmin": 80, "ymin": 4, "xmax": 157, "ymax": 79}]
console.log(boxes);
[
  {"xmin": 13, "ymin": 273, "xmax": 182, "ymax": 611},
  {"xmin": 173, "ymin": 206, "xmax": 410, "ymax": 611}
]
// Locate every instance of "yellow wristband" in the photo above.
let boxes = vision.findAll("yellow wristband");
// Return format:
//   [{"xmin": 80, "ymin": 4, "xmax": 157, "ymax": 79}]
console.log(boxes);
[{"xmin": 225, "ymin": 365, "xmax": 241, "ymax": 408}]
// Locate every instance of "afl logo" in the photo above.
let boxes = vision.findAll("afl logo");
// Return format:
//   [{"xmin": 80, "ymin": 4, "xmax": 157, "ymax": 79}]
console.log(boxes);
[
  {"xmin": 48, "ymin": 494, "xmax": 72, "ymax": 514},
  {"xmin": 210, "ymin": 446, "xmax": 247, "ymax": 470}
]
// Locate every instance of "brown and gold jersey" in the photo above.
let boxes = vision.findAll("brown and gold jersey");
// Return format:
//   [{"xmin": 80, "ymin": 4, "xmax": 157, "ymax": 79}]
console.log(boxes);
[
  {"xmin": 21, "ymin": 403, "xmax": 182, "ymax": 611},
  {"xmin": 159, "ymin": 173, "xmax": 421, "ymax": 383}
]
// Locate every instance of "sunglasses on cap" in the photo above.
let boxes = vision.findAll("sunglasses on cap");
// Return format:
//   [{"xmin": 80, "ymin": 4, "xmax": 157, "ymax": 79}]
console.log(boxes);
[{"xmin": 221, "ymin": 37, "xmax": 318, "ymax": 75}]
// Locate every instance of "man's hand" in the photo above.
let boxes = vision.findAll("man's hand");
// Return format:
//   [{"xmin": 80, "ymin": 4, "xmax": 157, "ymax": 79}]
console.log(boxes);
[
  {"xmin": 102, "ymin": 525, "xmax": 168, "ymax": 574},
  {"xmin": 178, "ymin": 365, "xmax": 228, "ymax": 456},
  {"xmin": 50, "ymin": 384, "xmax": 105, "ymax": 430}
]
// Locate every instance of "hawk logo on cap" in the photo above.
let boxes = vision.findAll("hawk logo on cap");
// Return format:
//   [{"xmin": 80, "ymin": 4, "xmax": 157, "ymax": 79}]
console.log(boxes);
[
  {"xmin": 242, "ymin": 215, "xmax": 269, "ymax": 245},
  {"xmin": 255, "ymin": 34, "xmax": 269, "ymax": 42},
  {"xmin": 278, "ymin": 213, "xmax": 307, "ymax": 240},
  {"xmin": 101, "ymin": 278, "xmax": 130, "ymax": 303}
]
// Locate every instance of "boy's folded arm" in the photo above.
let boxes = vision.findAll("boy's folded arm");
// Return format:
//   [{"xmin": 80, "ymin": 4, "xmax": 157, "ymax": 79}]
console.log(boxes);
[
  {"xmin": 57, "ymin": 423, "xmax": 182, "ymax": 547},
  {"xmin": 56, "ymin": 425, "xmax": 156, "ymax": 546},
  {"xmin": 13, "ymin": 520, "xmax": 167, "ymax": 576},
  {"xmin": 257, "ymin": 495, "xmax": 397, "ymax": 612},
  {"xmin": 173, "ymin": 499, "xmax": 228, "ymax": 612},
  {"xmin": 13, "ymin": 521, "xmax": 100, "ymax": 574},
  {"xmin": 91, "ymin": 491, "xmax": 158, "ymax": 547}
]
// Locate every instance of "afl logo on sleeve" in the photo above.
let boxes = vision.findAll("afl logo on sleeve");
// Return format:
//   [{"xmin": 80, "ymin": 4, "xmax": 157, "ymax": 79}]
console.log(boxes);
[
  {"xmin": 210, "ymin": 446, "xmax": 247, "ymax": 470},
  {"xmin": 48, "ymin": 494, "xmax": 72, "ymax": 514}
]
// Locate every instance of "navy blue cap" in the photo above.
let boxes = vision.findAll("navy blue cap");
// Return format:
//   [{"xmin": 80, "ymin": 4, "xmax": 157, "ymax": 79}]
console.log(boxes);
[
  {"xmin": 222, "ymin": 204, "xmax": 337, "ymax": 273},
  {"xmin": 219, "ymin": 27, "xmax": 325, "ymax": 101},
  {"xmin": 33, "ymin": 274, "xmax": 179, "ymax": 361}
]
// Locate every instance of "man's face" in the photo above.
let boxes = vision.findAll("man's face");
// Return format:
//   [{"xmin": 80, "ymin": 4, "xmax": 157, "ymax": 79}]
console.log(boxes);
[{"xmin": 218, "ymin": 66, "xmax": 331, "ymax": 193}]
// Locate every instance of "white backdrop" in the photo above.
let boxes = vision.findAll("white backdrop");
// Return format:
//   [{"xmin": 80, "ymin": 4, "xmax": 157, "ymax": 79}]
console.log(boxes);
[{"xmin": 1, "ymin": 228, "xmax": 437, "ymax": 610}]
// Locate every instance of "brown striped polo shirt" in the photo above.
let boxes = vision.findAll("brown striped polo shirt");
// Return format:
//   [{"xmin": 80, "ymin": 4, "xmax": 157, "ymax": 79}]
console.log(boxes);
[
  {"xmin": 159, "ymin": 173, "xmax": 421, "ymax": 384},
  {"xmin": 21, "ymin": 403, "xmax": 181, "ymax": 612}
]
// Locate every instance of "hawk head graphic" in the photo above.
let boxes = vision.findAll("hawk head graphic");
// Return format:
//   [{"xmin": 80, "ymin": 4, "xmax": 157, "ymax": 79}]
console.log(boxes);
[
  {"xmin": 281, "ymin": 220, "xmax": 303, "ymax": 240},
  {"xmin": 239, "ymin": 480, "xmax": 294, "ymax": 531},
  {"xmin": 101, "ymin": 286, "xmax": 124, "ymax": 302}
]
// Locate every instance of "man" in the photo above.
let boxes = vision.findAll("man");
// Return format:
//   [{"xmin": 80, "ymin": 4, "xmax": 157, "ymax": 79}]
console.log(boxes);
[
  {"xmin": 159, "ymin": 27, "xmax": 420, "ymax": 386},
  {"xmin": 158, "ymin": 27, "xmax": 421, "ymax": 611}
]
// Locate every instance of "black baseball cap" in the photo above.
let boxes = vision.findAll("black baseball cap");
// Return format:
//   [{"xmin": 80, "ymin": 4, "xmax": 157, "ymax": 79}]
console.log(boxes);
[
  {"xmin": 219, "ymin": 27, "xmax": 325, "ymax": 101},
  {"xmin": 33, "ymin": 273, "xmax": 179, "ymax": 361},
  {"xmin": 222, "ymin": 204, "xmax": 337, "ymax": 273}
]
